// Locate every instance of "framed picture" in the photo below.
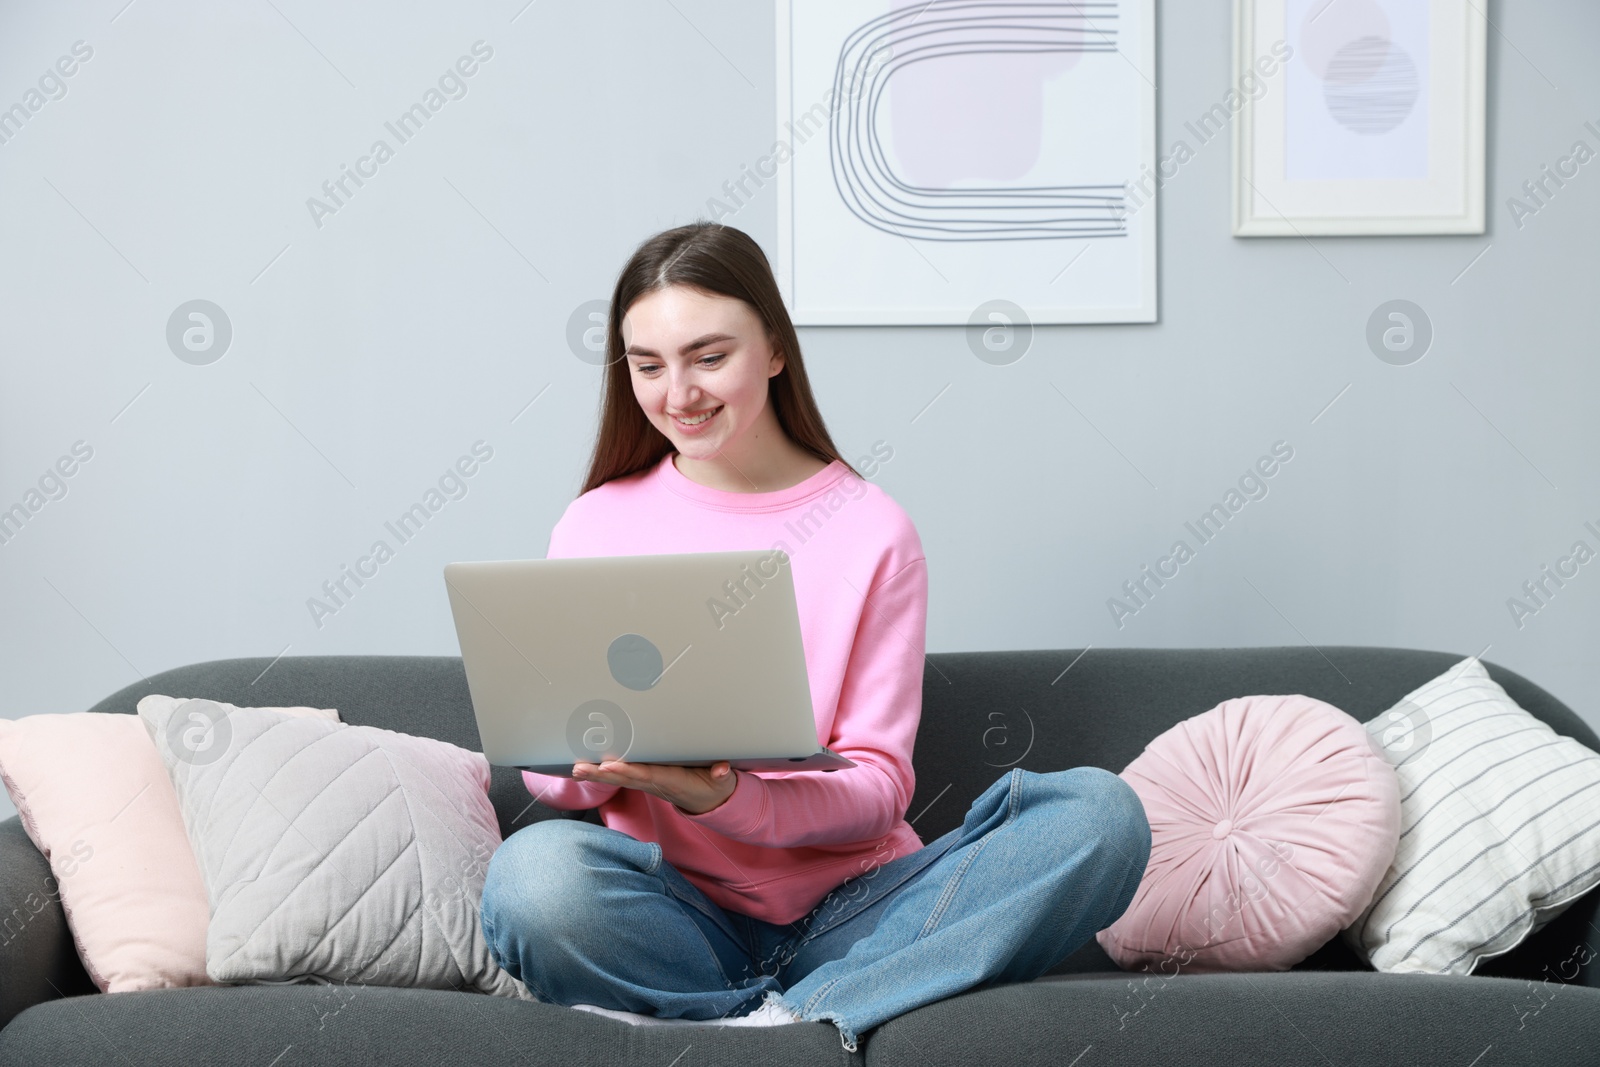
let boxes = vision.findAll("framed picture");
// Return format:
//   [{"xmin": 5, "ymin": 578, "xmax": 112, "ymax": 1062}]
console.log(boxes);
[
  {"xmin": 773, "ymin": 0, "xmax": 1157, "ymax": 325},
  {"xmin": 1233, "ymin": 0, "xmax": 1487, "ymax": 236}
]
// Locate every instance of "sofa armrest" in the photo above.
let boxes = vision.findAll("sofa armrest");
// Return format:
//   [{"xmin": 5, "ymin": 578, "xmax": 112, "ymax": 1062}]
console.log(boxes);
[{"xmin": 0, "ymin": 817, "xmax": 96, "ymax": 1027}]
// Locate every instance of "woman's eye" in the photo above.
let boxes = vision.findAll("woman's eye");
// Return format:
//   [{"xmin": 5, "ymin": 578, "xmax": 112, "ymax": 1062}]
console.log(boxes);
[{"xmin": 633, "ymin": 354, "xmax": 722, "ymax": 374}]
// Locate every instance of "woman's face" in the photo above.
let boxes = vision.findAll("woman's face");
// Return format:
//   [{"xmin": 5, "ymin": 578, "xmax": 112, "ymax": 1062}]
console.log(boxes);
[{"xmin": 621, "ymin": 285, "xmax": 784, "ymax": 461}]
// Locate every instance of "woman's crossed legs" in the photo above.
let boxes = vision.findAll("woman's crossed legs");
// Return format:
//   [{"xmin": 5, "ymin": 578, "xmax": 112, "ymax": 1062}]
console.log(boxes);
[{"xmin": 480, "ymin": 766, "xmax": 1151, "ymax": 1051}]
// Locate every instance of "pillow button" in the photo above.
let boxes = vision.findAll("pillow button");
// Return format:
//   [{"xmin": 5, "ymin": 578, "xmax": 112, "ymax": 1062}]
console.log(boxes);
[{"xmin": 1212, "ymin": 818, "xmax": 1233, "ymax": 840}]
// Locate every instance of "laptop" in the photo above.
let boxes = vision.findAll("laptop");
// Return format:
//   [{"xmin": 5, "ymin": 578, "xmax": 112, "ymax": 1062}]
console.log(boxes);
[{"xmin": 443, "ymin": 550, "xmax": 856, "ymax": 776}]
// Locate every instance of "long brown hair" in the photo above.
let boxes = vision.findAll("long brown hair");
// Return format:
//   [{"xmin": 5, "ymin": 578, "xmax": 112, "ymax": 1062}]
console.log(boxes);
[{"xmin": 577, "ymin": 221, "xmax": 858, "ymax": 496}]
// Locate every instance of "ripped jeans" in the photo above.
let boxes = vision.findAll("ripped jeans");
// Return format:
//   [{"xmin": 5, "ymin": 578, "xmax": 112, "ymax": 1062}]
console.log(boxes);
[{"xmin": 480, "ymin": 766, "xmax": 1151, "ymax": 1052}]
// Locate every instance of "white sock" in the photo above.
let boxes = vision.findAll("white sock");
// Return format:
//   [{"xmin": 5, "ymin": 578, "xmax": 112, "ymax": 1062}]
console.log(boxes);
[{"xmin": 721, "ymin": 995, "xmax": 804, "ymax": 1027}]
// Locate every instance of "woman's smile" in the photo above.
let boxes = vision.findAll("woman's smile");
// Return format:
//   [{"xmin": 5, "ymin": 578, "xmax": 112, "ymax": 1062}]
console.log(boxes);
[{"xmin": 671, "ymin": 404, "xmax": 724, "ymax": 432}]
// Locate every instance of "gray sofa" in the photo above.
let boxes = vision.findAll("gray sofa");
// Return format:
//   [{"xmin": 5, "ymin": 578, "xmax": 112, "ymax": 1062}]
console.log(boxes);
[{"xmin": 4, "ymin": 646, "xmax": 1600, "ymax": 1066}]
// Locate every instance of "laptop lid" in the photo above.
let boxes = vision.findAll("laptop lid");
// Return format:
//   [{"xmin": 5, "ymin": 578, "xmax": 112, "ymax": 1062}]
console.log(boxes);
[{"xmin": 444, "ymin": 550, "xmax": 846, "ymax": 774}]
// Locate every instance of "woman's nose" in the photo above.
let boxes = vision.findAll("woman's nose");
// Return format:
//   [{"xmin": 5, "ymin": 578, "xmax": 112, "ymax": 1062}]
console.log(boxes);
[{"xmin": 663, "ymin": 375, "xmax": 700, "ymax": 409}]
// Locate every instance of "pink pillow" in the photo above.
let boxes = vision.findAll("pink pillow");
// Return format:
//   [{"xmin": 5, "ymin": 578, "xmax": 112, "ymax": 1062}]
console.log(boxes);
[
  {"xmin": 0, "ymin": 697, "xmax": 340, "ymax": 993},
  {"xmin": 1096, "ymin": 694, "xmax": 1400, "ymax": 973}
]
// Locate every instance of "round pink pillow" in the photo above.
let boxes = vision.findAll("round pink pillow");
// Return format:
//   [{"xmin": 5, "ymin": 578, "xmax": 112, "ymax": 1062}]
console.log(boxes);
[{"xmin": 1097, "ymin": 694, "xmax": 1400, "ymax": 973}]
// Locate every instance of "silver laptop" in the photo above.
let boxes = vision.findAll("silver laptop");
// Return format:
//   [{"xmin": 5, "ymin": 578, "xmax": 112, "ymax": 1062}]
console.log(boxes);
[{"xmin": 443, "ymin": 550, "xmax": 856, "ymax": 776}]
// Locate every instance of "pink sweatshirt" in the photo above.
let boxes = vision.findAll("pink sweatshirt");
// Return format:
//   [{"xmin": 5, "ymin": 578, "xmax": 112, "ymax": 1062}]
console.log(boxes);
[{"xmin": 521, "ymin": 450, "xmax": 929, "ymax": 925}]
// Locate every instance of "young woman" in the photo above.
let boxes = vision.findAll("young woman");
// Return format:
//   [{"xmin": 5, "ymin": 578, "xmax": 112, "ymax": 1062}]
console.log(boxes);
[{"xmin": 479, "ymin": 222, "xmax": 1151, "ymax": 1053}]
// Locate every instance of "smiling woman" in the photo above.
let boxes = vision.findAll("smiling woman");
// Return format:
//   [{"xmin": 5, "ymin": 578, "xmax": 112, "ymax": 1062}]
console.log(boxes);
[
  {"xmin": 479, "ymin": 222, "xmax": 1149, "ymax": 1052},
  {"xmin": 618, "ymin": 286, "xmax": 831, "ymax": 494},
  {"xmin": 582, "ymin": 224, "xmax": 850, "ymax": 498}
]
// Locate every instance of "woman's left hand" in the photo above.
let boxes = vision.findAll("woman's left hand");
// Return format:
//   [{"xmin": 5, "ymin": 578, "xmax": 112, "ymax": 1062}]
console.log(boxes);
[{"xmin": 572, "ymin": 758, "xmax": 738, "ymax": 815}]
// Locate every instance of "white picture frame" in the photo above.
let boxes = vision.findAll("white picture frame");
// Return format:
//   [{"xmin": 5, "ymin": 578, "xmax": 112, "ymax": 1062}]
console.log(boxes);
[
  {"xmin": 1233, "ymin": 0, "xmax": 1486, "ymax": 236},
  {"xmin": 773, "ymin": 0, "xmax": 1158, "ymax": 325}
]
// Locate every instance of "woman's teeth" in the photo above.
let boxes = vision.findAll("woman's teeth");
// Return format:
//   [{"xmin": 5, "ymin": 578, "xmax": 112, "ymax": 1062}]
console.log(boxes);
[{"xmin": 675, "ymin": 406, "xmax": 721, "ymax": 426}]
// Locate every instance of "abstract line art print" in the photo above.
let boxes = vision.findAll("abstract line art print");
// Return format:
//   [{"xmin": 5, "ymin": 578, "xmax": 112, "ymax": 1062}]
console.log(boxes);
[
  {"xmin": 775, "ymin": 0, "xmax": 1157, "ymax": 325},
  {"xmin": 829, "ymin": 3, "xmax": 1129, "ymax": 241}
]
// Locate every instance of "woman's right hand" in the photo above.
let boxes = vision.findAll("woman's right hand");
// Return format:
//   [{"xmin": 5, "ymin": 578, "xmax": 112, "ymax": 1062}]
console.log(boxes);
[{"xmin": 572, "ymin": 758, "xmax": 738, "ymax": 814}]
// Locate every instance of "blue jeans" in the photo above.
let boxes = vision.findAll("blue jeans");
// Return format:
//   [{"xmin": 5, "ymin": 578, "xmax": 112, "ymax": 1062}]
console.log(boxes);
[{"xmin": 480, "ymin": 766, "xmax": 1150, "ymax": 1051}]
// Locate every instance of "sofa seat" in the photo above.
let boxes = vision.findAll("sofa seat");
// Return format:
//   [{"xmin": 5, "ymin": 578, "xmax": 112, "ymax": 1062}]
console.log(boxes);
[
  {"xmin": 6, "ymin": 969, "xmax": 1596, "ymax": 1067},
  {"xmin": 0, "ymin": 984, "xmax": 862, "ymax": 1067},
  {"xmin": 866, "ymin": 971, "xmax": 1600, "ymax": 1067}
]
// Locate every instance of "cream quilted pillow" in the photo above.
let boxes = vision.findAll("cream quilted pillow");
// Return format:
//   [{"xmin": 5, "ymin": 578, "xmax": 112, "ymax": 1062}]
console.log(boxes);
[{"xmin": 138, "ymin": 698, "xmax": 530, "ymax": 999}]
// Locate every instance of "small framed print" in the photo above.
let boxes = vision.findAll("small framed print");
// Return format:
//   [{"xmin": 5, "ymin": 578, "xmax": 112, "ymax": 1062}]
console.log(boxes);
[{"xmin": 1233, "ymin": 0, "xmax": 1487, "ymax": 236}]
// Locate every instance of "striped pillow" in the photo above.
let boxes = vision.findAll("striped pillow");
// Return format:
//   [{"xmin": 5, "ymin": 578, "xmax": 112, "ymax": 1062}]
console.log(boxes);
[{"xmin": 1342, "ymin": 657, "xmax": 1600, "ymax": 974}]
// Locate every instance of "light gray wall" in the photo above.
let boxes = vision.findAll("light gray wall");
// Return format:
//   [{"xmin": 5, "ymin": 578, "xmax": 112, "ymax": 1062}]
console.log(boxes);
[{"xmin": 2, "ymin": 1, "xmax": 1596, "ymax": 827}]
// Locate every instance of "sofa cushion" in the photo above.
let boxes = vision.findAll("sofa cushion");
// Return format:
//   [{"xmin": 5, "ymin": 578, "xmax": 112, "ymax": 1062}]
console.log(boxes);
[
  {"xmin": 138, "ymin": 698, "xmax": 528, "ymax": 999},
  {"xmin": 0, "ymin": 700, "xmax": 338, "ymax": 993},
  {"xmin": 0, "ymin": 985, "xmax": 859, "ymax": 1067},
  {"xmin": 1345, "ymin": 657, "xmax": 1600, "ymax": 974},
  {"xmin": 862, "ymin": 971, "xmax": 1600, "ymax": 1067},
  {"xmin": 1096, "ymin": 694, "xmax": 1400, "ymax": 972}
]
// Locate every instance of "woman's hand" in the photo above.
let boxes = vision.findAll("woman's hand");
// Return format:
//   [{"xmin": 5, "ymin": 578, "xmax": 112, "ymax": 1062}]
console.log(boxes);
[{"xmin": 572, "ymin": 758, "xmax": 738, "ymax": 815}]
